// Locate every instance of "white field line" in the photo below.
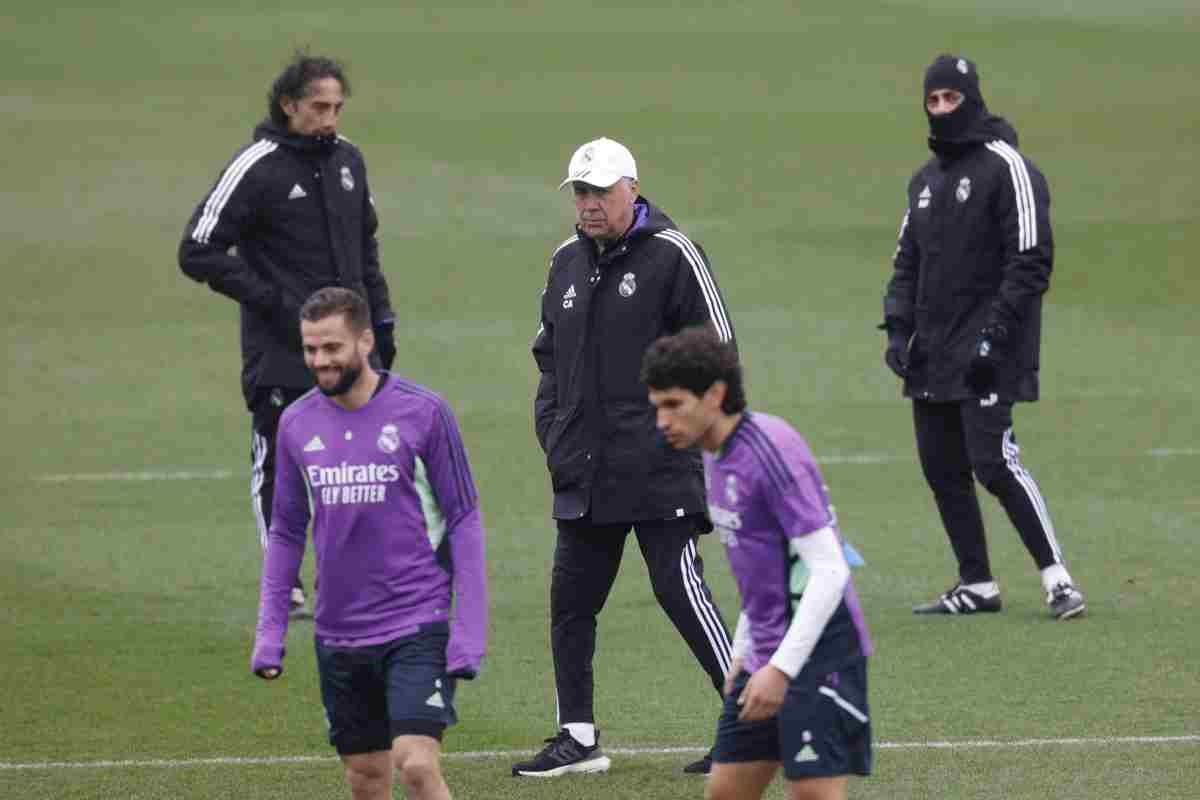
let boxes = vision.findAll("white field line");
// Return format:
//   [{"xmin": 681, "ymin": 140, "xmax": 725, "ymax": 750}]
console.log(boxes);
[
  {"xmin": 31, "ymin": 445, "xmax": 1194, "ymax": 483},
  {"xmin": 3, "ymin": 735, "xmax": 1197, "ymax": 771},
  {"xmin": 34, "ymin": 470, "xmax": 235, "ymax": 483}
]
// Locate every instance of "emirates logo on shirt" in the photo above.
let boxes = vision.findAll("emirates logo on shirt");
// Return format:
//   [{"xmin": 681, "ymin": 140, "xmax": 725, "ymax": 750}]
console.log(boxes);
[{"xmin": 306, "ymin": 462, "xmax": 400, "ymax": 506}]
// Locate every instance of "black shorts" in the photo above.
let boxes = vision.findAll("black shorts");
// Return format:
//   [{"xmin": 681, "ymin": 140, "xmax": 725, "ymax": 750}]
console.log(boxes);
[
  {"xmin": 712, "ymin": 658, "xmax": 871, "ymax": 780},
  {"xmin": 315, "ymin": 622, "xmax": 458, "ymax": 755}
]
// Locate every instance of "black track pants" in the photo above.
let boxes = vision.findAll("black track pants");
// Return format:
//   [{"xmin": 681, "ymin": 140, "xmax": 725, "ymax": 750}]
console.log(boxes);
[
  {"xmin": 912, "ymin": 398, "xmax": 1065, "ymax": 584},
  {"xmin": 250, "ymin": 387, "xmax": 309, "ymax": 588},
  {"xmin": 550, "ymin": 514, "xmax": 732, "ymax": 725}
]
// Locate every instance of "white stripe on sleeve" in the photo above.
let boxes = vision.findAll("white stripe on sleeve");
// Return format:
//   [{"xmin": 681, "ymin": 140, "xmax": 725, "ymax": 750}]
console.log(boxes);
[
  {"xmin": 893, "ymin": 208, "xmax": 910, "ymax": 260},
  {"xmin": 192, "ymin": 140, "xmax": 278, "ymax": 245},
  {"xmin": 551, "ymin": 235, "xmax": 578, "ymax": 260},
  {"xmin": 985, "ymin": 141, "xmax": 1037, "ymax": 252},
  {"xmin": 655, "ymin": 230, "xmax": 733, "ymax": 342}
]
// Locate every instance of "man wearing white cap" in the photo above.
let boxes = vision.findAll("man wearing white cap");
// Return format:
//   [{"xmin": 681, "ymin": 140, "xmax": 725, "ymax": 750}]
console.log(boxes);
[{"xmin": 516, "ymin": 137, "xmax": 737, "ymax": 777}]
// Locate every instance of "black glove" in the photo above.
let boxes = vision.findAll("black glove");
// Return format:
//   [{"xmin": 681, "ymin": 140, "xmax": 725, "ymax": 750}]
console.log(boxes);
[
  {"xmin": 881, "ymin": 323, "xmax": 913, "ymax": 378},
  {"xmin": 374, "ymin": 321, "xmax": 396, "ymax": 371},
  {"xmin": 964, "ymin": 324, "xmax": 1009, "ymax": 395}
]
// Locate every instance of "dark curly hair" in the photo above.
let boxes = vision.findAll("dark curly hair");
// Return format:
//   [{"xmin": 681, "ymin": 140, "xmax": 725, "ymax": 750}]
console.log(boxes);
[
  {"xmin": 267, "ymin": 51, "xmax": 351, "ymax": 128},
  {"xmin": 640, "ymin": 326, "xmax": 746, "ymax": 414}
]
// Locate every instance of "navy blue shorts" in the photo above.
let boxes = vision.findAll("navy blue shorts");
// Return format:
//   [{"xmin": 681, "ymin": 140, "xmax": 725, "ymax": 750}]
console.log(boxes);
[
  {"xmin": 315, "ymin": 622, "xmax": 458, "ymax": 755},
  {"xmin": 712, "ymin": 658, "xmax": 871, "ymax": 780}
]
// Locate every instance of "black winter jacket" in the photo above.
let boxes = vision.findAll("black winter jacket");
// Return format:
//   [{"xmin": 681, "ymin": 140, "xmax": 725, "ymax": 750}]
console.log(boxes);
[
  {"xmin": 532, "ymin": 198, "xmax": 736, "ymax": 524},
  {"xmin": 883, "ymin": 115, "xmax": 1053, "ymax": 403},
  {"xmin": 179, "ymin": 121, "xmax": 394, "ymax": 408}
]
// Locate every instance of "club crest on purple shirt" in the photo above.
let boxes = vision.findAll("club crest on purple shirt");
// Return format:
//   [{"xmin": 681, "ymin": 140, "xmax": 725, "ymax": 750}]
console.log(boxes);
[
  {"xmin": 377, "ymin": 423, "xmax": 400, "ymax": 454},
  {"xmin": 725, "ymin": 474, "xmax": 739, "ymax": 505}
]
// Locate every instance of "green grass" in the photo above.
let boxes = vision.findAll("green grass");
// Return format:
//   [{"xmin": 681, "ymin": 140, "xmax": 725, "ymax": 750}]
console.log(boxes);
[{"xmin": 2, "ymin": 1, "xmax": 1198, "ymax": 798}]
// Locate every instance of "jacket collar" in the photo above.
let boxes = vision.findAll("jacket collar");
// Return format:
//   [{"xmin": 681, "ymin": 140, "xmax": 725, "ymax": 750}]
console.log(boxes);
[{"xmin": 253, "ymin": 119, "xmax": 340, "ymax": 156}]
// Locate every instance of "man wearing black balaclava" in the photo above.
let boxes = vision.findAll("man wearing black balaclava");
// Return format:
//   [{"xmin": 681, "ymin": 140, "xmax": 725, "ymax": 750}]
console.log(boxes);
[{"xmin": 879, "ymin": 55, "xmax": 1086, "ymax": 620}]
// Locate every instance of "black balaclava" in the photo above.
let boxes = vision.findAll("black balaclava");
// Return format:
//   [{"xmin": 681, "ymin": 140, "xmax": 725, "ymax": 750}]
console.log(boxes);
[{"xmin": 924, "ymin": 54, "xmax": 987, "ymax": 144}]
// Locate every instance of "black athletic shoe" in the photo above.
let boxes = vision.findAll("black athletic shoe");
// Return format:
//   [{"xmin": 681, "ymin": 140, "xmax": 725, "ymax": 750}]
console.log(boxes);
[
  {"xmin": 1047, "ymin": 583, "xmax": 1086, "ymax": 620},
  {"xmin": 682, "ymin": 753, "xmax": 712, "ymax": 774},
  {"xmin": 913, "ymin": 583, "xmax": 1002, "ymax": 615},
  {"xmin": 512, "ymin": 730, "xmax": 611, "ymax": 777}
]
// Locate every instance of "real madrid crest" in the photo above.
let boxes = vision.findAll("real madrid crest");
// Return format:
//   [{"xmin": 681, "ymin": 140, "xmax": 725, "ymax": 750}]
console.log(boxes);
[
  {"xmin": 725, "ymin": 474, "xmax": 738, "ymax": 505},
  {"xmin": 377, "ymin": 423, "xmax": 399, "ymax": 454},
  {"xmin": 956, "ymin": 176, "xmax": 971, "ymax": 203},
  {"xmin": 340, "ymin": 165, "xmax": 355, "ymax": 192},
  {"xmin": 618, "ymin": 272, "xmax": 637, "ymax": 298}
]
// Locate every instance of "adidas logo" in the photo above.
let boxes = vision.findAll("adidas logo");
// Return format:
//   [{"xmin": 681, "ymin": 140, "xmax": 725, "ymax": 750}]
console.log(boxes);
[
  {"xmin": 794, "ymin": 745, "xmax": 819, "ymax": 763},
  {"xmin": 425, "ymin": 691, "xmax": 445, "ymax": 709},
  {"xmin": 303, "ymin": 436, "xmax": 325, "ymax": 453},
  {"xmin": 562, "ymin": 284, "xmax": 577, "ymax": 309},
  {"xmin": 917, "ymin": 185, "xmax": 932, "ymax": 208},
  {"xmin": 288, "ymin": 183, "xmax": 307, "ymax": 200},
  {"xmin": 793, "ymin": 730, "xmax": 819, "ymax": 763}
]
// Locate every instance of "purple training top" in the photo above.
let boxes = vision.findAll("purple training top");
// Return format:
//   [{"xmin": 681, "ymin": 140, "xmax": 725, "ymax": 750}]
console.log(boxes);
[
  {"xmin": 252, "ymin": 374, "xmax": 488, "ymax": 677},
  {"xmin": 704, "ymin": 412, "xmax": 872, "ymax": 676}
]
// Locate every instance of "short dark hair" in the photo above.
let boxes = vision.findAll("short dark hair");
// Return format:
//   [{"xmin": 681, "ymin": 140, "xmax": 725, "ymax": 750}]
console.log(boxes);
[
  {"xmin": 267, "ymin": 52, "xmax": 351, "ymax": 128},
  {"xmin": 300, "ymin": 287, "xmax": 370, "ymax": 333},
  {"xmin": 640, "ymin": 327, "xmax": 746, "ymax": 414}
]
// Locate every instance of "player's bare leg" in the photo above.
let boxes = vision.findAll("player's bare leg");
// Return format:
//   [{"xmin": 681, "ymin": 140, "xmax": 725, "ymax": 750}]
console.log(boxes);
[
  {"xmin": 786, "ymin": 774, "xmax": 849, "ymax": 800},
  {"xmin": 393, "ymin": 735, "xmax": 451, "ymax": 800},
  {"xmin": 341, "ymin": 750, "xmax": 392, "ymax": 800},
  {"xmin": 706, "ymin": 760, "xmax": 778, "ymax": 800}
]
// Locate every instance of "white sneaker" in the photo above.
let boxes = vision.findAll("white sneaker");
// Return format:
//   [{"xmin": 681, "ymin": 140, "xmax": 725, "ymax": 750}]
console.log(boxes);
[
  {"xmin": 288, "ymin": 587, "xmax": 312, "ymax": 620},
  {"xmin": 1047, "ymin": 583, "xmax": 1086, "ymax": 620}
]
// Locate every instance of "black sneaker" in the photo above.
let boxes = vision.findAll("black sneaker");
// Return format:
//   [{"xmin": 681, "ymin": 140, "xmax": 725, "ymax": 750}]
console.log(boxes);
[
  {"xmin": 913, "ymin": 583, "xmax": 1002, "ymax": 615},
  {"xmin": 682, "ymin": 752, "xmax": 712, "ymax": 774},
  {"xmin": 512, "ymin": 730, "xmax": 611, "ymax": 777},
  {"xmin": 1047, "ymin": 583, "xmax": 1086, "ymax": 620}
]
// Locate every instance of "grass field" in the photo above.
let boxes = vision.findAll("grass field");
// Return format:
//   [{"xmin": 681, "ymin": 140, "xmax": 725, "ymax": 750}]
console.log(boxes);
[{"xmin": 2, "ymin": 1, "xmax": 1198, "ymax": 798}]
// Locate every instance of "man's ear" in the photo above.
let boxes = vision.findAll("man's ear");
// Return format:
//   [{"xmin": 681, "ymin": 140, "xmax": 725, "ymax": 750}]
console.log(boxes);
[{"xmin": 705, "ymin": 380, "xmax": 728, "ymax": 410}]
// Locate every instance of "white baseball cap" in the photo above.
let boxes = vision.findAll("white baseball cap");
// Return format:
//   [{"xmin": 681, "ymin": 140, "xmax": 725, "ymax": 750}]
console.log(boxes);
[{"xmin": 558, "ymin": 137, "xmax": 638, "ymax": 190}]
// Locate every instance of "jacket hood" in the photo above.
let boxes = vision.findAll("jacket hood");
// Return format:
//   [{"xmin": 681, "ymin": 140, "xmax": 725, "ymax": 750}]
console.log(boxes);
[
  {"xmin": 253, "ymin": 119, "xmax": 339, "ymax": 155},
  {"xmin": 632, "ymin": 197, "xmax": 678, "ymax": 236}
]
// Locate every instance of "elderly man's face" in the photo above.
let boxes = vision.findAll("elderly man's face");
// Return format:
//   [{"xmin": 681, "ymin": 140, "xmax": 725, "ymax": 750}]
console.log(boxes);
[{"xmin": 573, "ymin": 178, "xmax": 638, "ymax": 242}]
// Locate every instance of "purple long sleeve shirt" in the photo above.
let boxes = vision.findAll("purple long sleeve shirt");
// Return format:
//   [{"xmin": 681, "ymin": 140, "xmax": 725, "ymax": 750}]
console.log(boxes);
[
  {"xmin": 704, "ymin": 412, "xmax": 872, "ymax": 677},
  {"xmin": 252, "ymin": 375, "xmax": 488, "ymax": 676}
]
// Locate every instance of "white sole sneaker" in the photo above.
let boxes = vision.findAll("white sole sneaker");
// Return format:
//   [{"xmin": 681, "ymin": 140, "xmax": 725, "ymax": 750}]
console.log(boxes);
[{"xmin": 515, "ymin": 755, "xmax": 611, "ymax": 777}]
